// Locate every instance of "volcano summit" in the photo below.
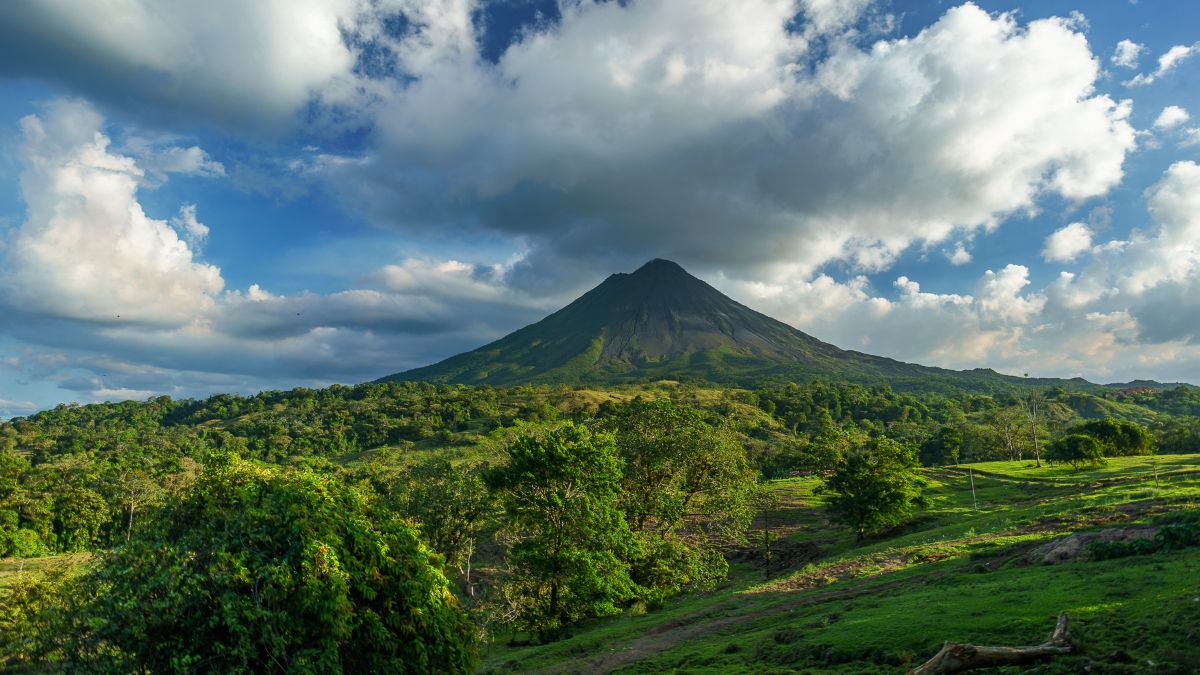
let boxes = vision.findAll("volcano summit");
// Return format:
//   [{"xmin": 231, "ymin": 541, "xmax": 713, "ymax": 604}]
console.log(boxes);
[{"xmin": 381, "ymin": 259, "xmax": 1084, "ymax": 391}]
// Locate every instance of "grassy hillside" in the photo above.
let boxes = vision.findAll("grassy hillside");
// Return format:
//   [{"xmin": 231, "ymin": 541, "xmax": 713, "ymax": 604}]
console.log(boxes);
[
  {"xmin": 4, "ymin": 381, "xmax": 1199, "ymax": 671},
  {"xmin": 484, "ymin": 455, "xmax": 1200, "ymax": 673}
]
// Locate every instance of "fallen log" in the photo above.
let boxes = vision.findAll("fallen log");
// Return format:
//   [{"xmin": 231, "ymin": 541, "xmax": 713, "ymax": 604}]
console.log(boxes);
[{"xmin": 908, "ymin": 613, "xmax": 1072, "ymax": 675}]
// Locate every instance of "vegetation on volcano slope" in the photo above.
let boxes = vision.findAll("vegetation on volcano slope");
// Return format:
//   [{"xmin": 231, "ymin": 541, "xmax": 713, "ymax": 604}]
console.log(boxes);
[
  {"xmin": 2, "ymin": 379, "xmax": 1200, "ymax": 671},
  {"xmin": 379, "ymin": 259, "xmax": 1106, "ymax": 395}
]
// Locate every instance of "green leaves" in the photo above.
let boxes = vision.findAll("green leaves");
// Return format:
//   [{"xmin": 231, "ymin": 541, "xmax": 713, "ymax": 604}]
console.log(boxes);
[
  {"xmin": 604, "ymin": 398, "xmax": 757, "ymax": 597},
  {"xmin": 1073, "ymin": 417, "xmax": 1155, "ymax": 457},
  {"xmin": 1047, "ymin": 433, "xmax": 1107, "ymax": 470},
  {"xmin": 489, "ymin": 422, "xmax": 636, "ymax": 636},
  {"xmin": 821, "ymin": 437, "xmax": 926, "ymax": 540},
  {"xmin": 56, "ymin": 455, "xmax": 475, "ymax": 673}
]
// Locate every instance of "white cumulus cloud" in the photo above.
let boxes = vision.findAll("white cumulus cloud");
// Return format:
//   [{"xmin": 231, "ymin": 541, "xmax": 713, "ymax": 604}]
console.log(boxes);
[
  {"xmin": 3, "ymin": 100, "xmax": 225, "ymax": 325},
  {"xmin": 1153, "ymin": 105, "xmax": 1190, "ymax": 130},
  {"xmin": 1042, "ymin": 223, "xmax": 1094, "ymax": 262},
  {"xmin": 1111, "ymin": 39, "xmax": 1144, "ymax": 68}
]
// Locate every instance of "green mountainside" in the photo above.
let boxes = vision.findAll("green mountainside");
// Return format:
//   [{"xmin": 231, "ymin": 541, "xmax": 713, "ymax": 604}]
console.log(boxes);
[{"xmin": 381, "ymin": 259, "xmax": 1096, "ymax": 393}]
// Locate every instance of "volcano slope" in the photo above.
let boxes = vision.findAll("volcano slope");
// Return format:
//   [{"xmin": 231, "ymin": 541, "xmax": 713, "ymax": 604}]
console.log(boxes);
[{"xmin": 382, "ymin": 259, "xmax": 1093, "ymax": 394}]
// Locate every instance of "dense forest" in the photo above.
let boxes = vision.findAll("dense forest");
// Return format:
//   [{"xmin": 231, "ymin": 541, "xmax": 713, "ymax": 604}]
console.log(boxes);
[{"xmin": 1, "ymin": 379, "xmax": 1197, "ymax": 670}]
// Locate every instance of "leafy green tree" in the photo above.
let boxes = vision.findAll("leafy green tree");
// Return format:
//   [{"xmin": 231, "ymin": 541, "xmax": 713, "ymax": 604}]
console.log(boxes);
[
  {"xmin": 53, "ymin": 487, "xmax": 109, "ymax": 552},
  {"xmin": 1075, "ymin": 418, "xmax": 1155, "ymax": 456},
  {"xmin": 821, "ymin": 437, "xmax": 926, "ymax": 540},
  {"xmin": 403, "ymin": 458, "xmax": 497, "ymax": 592},
  {"xmin": 986, "ymin": 405, "xmax": 1026, "ymax": 461},
  {"xmin": 807, "ymin": 408, "xmax": 863, "ymax": 470},
  {"xmin": 488, "ymin": 422, "xmax": 636, "ymax": 637},
  {"xmin": 1047, "ymin": 433, "xmax": 1106, "ymax": 470},
  {"xmin": 919, "ymin": 426, "xmax": 962, "ymax": 466},
  {"xmin": 60, "ymin": 455, "xmax": 474, "ymax": 673},
  {"xmin": 604, "ymin": 398, "xmax": 756, "ymax": 598}
]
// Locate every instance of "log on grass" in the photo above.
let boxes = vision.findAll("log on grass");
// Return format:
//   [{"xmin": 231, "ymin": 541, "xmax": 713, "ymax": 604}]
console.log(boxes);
[{"xmin": 908, "ymin": 613, "xmax": 1072, "ymax": 675}]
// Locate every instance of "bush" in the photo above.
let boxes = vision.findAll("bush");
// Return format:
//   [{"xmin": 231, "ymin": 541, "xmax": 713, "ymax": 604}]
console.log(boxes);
[
  {"xmin": 0, "ymin": 528, "xmax": 51, "ymax": 557},
  {"xmin": 821, "ymin": 437, "xmax": 926, "ymax": 540},
  {"xmin": 1046, "ymin": 433, "xmax": 1106, "ymax": 470},
  {"xmin": 1074, "ymin": 418, "xmax": 1155, "ymax": 456},
  {"xmin": 58, "ymin": 455, "xmax": 475, "ymax": 673}
]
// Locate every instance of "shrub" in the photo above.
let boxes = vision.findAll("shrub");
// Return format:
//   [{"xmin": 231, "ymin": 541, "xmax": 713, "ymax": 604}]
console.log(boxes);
[
  {"xmin": 58, "ymin": 455, "xmax": 475, "ymax": 673},
  {"xmin": 821, "ymin": 437, "xmax": 926, "ymax": 540},
  {"xmin": 1046, "ymin": 433, "xmax": 1106, "ymax": 470}
]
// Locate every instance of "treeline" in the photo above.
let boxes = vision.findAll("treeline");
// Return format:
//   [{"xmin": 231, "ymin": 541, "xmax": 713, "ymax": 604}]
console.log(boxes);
[{"xmin": 2, "ymin": 380, "xmax": 1198, "ymax": 557}]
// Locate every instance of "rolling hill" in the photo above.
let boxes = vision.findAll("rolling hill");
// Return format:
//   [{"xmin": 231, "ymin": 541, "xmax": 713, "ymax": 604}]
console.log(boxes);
[{"xmin": 381, "ymin": 259, "xmax": 1096, "ymax": 392}]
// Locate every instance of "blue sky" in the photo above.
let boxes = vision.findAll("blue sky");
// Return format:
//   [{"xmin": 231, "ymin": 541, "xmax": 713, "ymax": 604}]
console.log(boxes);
[{"xmin": 2, "ymin": 0, "xmax": 1200, "ymax": 417}]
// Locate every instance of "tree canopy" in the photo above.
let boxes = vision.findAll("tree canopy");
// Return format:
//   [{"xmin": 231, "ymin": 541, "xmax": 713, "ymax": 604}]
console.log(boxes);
[
  {"xmin": 822, "ymin": 437, "xmax": 926, "ymax": 539},
  {"xmin": 487, "ymin": 422, "xmax": 637, "ymax": 637},
  {"xmin": 58, "ymin": 455, "xmax": 475, "ymax": 673}
]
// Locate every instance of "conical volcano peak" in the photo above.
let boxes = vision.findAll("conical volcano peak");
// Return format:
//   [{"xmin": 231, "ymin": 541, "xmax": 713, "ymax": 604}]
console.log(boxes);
[
  {"xmin": 631, "ymin": 258, "xmax": 689, "ymax": 275},
  {"xmin": 381, "ymin": 260, "xmax": 1029, "ymax": 389},
  {"xmin": 383, "ymin": 258, "xmax": 862, "ymax": 386},
  {"xmin": 591, "ymin": 258, "xmax": 728, "ymax": 315}
]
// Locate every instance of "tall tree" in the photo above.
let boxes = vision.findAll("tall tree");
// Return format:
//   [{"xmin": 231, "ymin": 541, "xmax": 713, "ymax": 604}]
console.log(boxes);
[
  {"xmin": 403, "ymin": 458, "xmax": 497, "ymax": 593},
  {"xmin": 488, "ymin": 422, "xmax": 636, "ymax": 637},
  {"xmin": 988, "ymin": 406, "xmax": 1026, "ymax": 461},
  {"xmin": 1020, "ymin": 387, "xmax": 1045, "ymax": 467},
  {"xmin": 604, "ymin": 398, "xmax": 757, "ymax": 597},
  {"xmin": 58, "ymin": 455, "xmax": 475, "ymax": 673},
  {"xmin": 822, "ymin": 437, "xmax": 926, "ymax": 540}
]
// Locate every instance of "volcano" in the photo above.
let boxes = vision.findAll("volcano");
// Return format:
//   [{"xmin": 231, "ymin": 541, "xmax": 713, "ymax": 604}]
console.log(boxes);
[{"xmin": 380, "ymin": 259, "xmax": 1088, "ymax": 391}]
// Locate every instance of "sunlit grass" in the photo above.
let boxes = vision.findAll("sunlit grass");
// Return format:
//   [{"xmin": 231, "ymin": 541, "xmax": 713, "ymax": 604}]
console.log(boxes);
[{"xmin": 484, "ymin": 454, "xmax": 1200, "ymax": 673}]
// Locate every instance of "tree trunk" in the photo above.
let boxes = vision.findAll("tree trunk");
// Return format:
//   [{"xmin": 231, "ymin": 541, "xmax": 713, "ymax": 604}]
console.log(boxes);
[
  {"xmin": 909, "ymin": 613, "xmax": 1071, "ymax": 675},
  {"xmin": 762, "ymin": 510, "xmax": 772, "ymax": 580}
]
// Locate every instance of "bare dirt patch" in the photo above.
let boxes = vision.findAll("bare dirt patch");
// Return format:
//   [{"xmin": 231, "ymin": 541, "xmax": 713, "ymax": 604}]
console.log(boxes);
[{"xmin": 1024, "ymin": 526, "xmax": 1158, "ymax": 565}]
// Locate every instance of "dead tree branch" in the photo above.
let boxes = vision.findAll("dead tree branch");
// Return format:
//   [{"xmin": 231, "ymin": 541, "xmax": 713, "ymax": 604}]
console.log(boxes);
[{"xmin": 909, "ymin": 613, "xmax": 1071, "ymax": 675}]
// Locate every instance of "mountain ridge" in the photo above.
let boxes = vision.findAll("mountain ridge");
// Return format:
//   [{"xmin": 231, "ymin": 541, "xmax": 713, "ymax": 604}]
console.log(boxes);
[{"xmin": 380, "ymin": 259, "xmax": 1103, "ymax": 392}]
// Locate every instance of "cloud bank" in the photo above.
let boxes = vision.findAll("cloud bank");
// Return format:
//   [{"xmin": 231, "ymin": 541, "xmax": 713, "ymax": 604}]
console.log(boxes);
[{"xmin": 3, "ymin": 1, "xmax": 1199, "ymax": 408}]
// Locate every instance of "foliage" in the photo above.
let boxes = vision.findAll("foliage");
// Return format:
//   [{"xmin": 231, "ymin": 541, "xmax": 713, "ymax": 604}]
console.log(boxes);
[
  {"xmin": 602, "ymin": 398, "xmax": 757, "ymax": 598},
  {"xmin": 821, "ymin": 437, "xmax": 926, "ymax": 539},
  {"xmin": 400, "ymin": 458, "xmax": 498, "ymax": 587},
  {"xmin": 57, "ymin": 455, "xmax": 475, "ymax": 673},
  {"xmin": 1046, "ymin": 433, "xmax": 1107, "ymax": 470},
  {"xmin": 487, "ymin": 422, "xmax": 637, "ymax": 637},
  {"xmin": 52, "ymin": 487, "xmax": 108, "ymax": 552},
  {"xmin": 1074, "ymin": 417, "xmax": 1156, "ymax": 456},
  {"xmin": 486, "ymin": 453, "xmax": 1200, "ymax": 675},
  {"xmin": 918, "ymin": 426, "xmax": 961, "ymax": 467},
  {"xmin": 0, "ymin": 564, "xmax": 78, "ymax": 669}
]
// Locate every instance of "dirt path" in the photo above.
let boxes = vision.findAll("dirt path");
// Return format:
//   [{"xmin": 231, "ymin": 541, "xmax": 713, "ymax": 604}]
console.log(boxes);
[{"xmin": 536, "ymin": 576, "xmax": 917, "ymax": 674}]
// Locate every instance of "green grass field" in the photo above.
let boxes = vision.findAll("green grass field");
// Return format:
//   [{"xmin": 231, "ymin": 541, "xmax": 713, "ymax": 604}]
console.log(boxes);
[{"xmin": 484, "ymin": 455, "xmax": 1200, "ymax": 673}]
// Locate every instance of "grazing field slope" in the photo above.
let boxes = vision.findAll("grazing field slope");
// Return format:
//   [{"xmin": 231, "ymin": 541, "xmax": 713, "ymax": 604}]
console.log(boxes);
[{"xmin": 485, "ymin": 454, "xmax": 1200, "ymax": 674}]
